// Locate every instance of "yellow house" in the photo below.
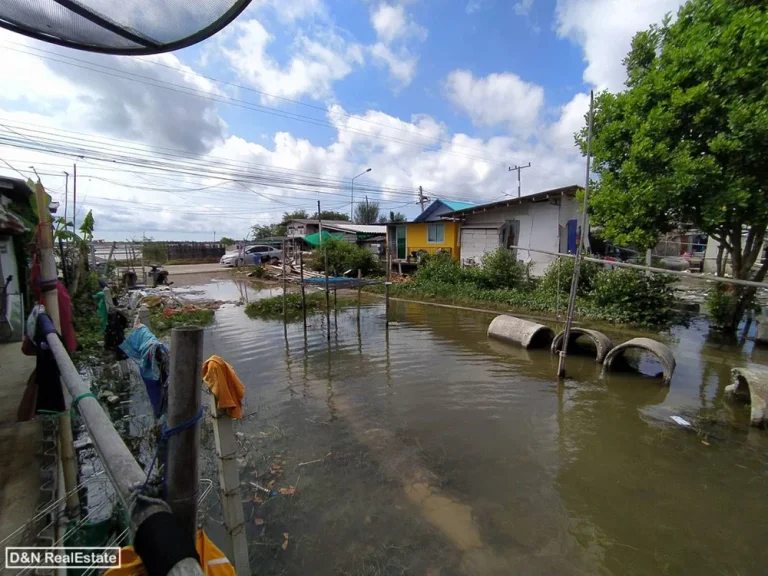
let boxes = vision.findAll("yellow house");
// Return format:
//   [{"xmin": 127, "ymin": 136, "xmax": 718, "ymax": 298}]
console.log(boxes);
[{"xmin": 386, "ymin": 199, "xmax": 474, "ymax": 261}]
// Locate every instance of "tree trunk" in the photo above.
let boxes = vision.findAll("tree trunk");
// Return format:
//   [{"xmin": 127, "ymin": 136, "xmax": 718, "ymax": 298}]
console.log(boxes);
[
  {"xmin": 715, "ymin": 242, "xmax": 725, "ymax": 277},
  {"xmin": 723, "ymin": 228, "xmax": 768, "ymax": 332}
]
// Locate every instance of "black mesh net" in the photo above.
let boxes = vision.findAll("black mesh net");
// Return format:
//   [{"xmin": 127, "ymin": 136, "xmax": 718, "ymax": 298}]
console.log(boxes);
[{"xmin": 0, "ymin": 0, "xmax": 251, "ymax": 54}]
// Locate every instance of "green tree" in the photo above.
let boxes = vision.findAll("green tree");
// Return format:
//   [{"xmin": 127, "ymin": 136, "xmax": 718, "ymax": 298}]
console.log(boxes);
[
  {"xmin": 218, "ymin": 236, "xmax": 236, "ymax": 246},
  {"xmin": 311, "ymin": 210, "xmax": 350, "ymax": 221},
  {"xmin": 578, "ymin": 0, "xmax": 768, "ymax": 332},
  {"xmin": 281, "ymin": 209, "xmax": 309, "ymax": 222},
  {"xmin": 388, "ymin": 211, "xmax": 407, "ymax": 223},
  {"xmin": 354, "ymin": 200, "xmax": 380, "ymax": 224},
  {"xmin": 251, "ymin": 223, "xmax": 283, "ymax": 238}
]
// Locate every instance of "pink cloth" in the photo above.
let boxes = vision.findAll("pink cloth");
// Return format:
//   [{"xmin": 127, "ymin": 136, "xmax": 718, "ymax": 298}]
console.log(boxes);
[{"xmin": 30, "ymin": 257, "xmax": 77, "ymax": 353}]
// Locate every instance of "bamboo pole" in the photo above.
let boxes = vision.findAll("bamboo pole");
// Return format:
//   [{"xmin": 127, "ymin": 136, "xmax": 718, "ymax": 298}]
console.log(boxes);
[
  {"xmin": 385, "ymin": 251, "xmax": 391, "ymax": 325},
  {"xmin": 300, "ymin": 251, "xmax": 307, "ymax": 333},
  {"xmin": 207, "ymin": 395, "xmax": 249, "ymax": 575},
  {"xmin": 282, "ymin": 240, "xmax": 287, "ymax": 325},
  {"xmin": 558, "ymin": 90, "xmax": 594, "ymax": 379},
  {"xmin": 166, "ymin": 327, "xmax": 204, "ymax": 546},
  {"xmin": 324, "ymin": 246, "xmax": 331, "ymax": 342},
  {"xmin": 33, "ymin": 181, "xmax": 80, "ymax": 518}
]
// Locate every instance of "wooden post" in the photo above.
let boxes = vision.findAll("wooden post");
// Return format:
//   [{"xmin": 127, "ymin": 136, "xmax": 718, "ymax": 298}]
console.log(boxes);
[
  {"xmin": 207, "ymin": 395, "xmax": 249, "ymax": 576},
  {"xmin": 166, "ymin": 327, "xmax": 204, "ymax": 545},
  {"xmin": 299, "ymin": 251, "xmax": 307, "ymax": 333},
  {"xmin": 140, "ymin": 240, "xmax": 146, "ymax": 284},
  {"xmin": 33, "ymin": 181, "xmax": 80, "ymax": 518},
  {"xmin": 385, "ymin": 251, "xmax": 391, "ymax": 325},
  {"xmin": 282, "ymin": 239, "xmax": 287, "ymax": 325},
  {"xmin": 324, "ymin": 246, "xmax": 330, "ymax": 342}
]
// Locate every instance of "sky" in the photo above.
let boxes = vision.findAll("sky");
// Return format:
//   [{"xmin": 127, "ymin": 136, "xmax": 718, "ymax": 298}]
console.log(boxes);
[{"xmin": 0, "ymin": 0, "xmax": 688, "ymax": 241}]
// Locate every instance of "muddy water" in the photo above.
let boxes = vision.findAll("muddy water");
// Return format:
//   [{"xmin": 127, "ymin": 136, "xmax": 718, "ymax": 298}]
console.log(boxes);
[{"xmin": 197, "ymin": 281, "xmax": 768, "ymax": 576}]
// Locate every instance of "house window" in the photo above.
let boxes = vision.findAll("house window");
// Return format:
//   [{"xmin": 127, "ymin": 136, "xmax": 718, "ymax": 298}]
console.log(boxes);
[{"xmin": 427, "ymin": 223, "xmax": 445, "ymax": 243}]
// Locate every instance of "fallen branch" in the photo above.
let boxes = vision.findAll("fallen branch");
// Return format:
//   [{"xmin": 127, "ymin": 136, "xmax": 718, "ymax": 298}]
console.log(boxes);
[{"xmin": 297, "ymin": 452, "xmax": 331, "ymax": 467}]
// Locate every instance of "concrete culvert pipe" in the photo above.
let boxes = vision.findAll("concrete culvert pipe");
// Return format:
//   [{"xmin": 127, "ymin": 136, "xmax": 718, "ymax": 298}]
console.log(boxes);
[
  {"xmin": 487, "ymin": 315, "xmax": 554, "ymax": 349},
  {"xmin": 726, "ymin": 366, "xmax": 768, "ymax": 428},
  {"xmin": 602, "ymin": 337, "xmax": 676, "ymax": 384},
  {"xmin": 550, "ymin": 328, "xmax": 614, "ymax": 363}
]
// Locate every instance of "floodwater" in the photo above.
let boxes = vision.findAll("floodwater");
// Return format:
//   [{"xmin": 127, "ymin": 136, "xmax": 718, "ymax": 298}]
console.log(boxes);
[{"xmin": 192, "ymin": 278, "xmax": 768, "ymax": 576}]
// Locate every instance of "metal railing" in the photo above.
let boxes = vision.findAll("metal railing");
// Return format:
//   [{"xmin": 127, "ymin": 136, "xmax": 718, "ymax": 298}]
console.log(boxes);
[{"xmin": 45, "ymin": 329, "xmax": 205, "ymax": 576}]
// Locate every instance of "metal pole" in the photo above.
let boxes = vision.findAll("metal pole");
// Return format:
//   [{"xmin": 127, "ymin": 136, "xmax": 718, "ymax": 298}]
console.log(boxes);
[
  {"xmin": 166, "ymin": 327, "xmax": 204, "ymax": 545},
  {"xmin": 33, "ymin": 181, "xmax": 80, "ymax": 518},
  {"xmin": 350, "ymin": 178, "xmax": 355, "ymax": 221},
  {"xmin": 300, "ymin": 250, "xmax": 307, "ymax": 333},
  {"xmin": 557, "ymin": 90, "xmax": 594, "ymax": 379},
  {"xmin": 282, "ymin": 239, "xmax": 287, "ymax": 325},
  {"xmin": 63, "ymin": 171, "xmax": 69, "ymax": 224},
  {"xmin": 45, "ymin": 332, "xmax": 204, "ymax": 575}
]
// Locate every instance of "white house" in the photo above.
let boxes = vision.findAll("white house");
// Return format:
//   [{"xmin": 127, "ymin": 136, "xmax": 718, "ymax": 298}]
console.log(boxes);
[{"xmin": 449, "ymin": 185, "xmax": 583, "ymax": 276}]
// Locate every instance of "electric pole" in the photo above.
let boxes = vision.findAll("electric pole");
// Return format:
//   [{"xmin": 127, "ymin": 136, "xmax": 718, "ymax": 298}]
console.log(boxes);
[
  {"xmin": 508, "ymin": 163, "xmax": 531, "ymax": 198},
  {"xmin": 72, "ymin": 163, "xmax": 77, "ymax": 232},
  {"xmin": 63, "ymin": 171, "xmax": 69, "ymax": 223},
  {"xmin": 418, "ymin": 186, "xmax": 429, "ymax": 212}
]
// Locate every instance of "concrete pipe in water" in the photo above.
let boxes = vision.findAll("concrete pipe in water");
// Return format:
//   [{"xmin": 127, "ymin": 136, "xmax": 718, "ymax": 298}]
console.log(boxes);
[
  {"xmin": 550, "ymin": 328, "xmax": 614, "ymax": 363},
  {"xmin": 726, "ymin": 366, "xmax": 768, "ymax": 428},
  {"xmin": 487, "ymin": 315, "xmax": 554, "ymax": 349},
  {"xmin": 602, "ymin": 337, "xmax": 676, "ymax": 384}
]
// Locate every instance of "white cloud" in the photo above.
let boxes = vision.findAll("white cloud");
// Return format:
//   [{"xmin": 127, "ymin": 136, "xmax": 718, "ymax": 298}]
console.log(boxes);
[
  {"xmin": 556, "ymin": 0, "xmax": 687, "ymax": 92},
  {"xmin": 445, "ymin": 70, "xmax": 545, "ymax": 132},
  {"xmin": 548, "ymin": 92, "xmax": 590, "ymax": 152},
  {"xmin": 514, "ymin": 0, "xmax": 534, "ymax": 16},
  {"xmin": 248, "ymin": 0, "xmax": 324, "ymax": 23},
  {"xmin": 222, "ymin": 19, "xmax": 364, "ymax": 102},
  {"xmin": 368, "ymin": 3, "xmax": 426, "ymax": 88},
  {"xmin": 370, "ymin": 43, "xmax": 418, "ymax": 87},
  {"xmin": 370, "ymin": 3, "xmax": 427, "ymax": 44}
]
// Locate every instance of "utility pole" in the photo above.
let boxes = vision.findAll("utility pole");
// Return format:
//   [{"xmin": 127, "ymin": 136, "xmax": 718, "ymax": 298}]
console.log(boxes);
[
  {"xmin": 351, "ymin": 168, "xmax": 372, "ymax": 221},
  {"xmin": 508, "ymin": 162, "xmax": 531, "ymax": 198},
  {"xmin": 557, "ymin": 91, "xmax": 594, "ymax": 379},
  {"xmin": 317, "ymin": 200, "xmax": 322, "ymax": 237},
  {"xmin": 72, "ymin": 163, "xmax": 77, "ymax": 232},
  {"xmin": 63, "ymin": 171, "xmax": 69, "ymax": 223},
  {"xmin": 418, "ymin": 186, "xmax": 429, "ymax": 212}
]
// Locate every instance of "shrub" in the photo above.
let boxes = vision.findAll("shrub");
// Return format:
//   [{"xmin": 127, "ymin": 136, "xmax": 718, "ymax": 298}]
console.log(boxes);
[
  {"xmin": 588, "ymin": 268, "xmax": 678, "ymax": 327},
  {"xmin": 478, "ymin": 248, "xmax": 530, "ymax": 290},
  {"xmin": 309, "ymin": 239, "xmax": 378, "ymax": 276},
  {"xmin": 142, "ymin": 242, "xmax": 168, "ymax": 264},
  {"xmin": 414, "ymin": 252, "xmax": 464, "ymax": 284},
  {"xmin": 705, "ymin": 285, "xmax": 740, "ymax": 330},
  {"xmin": 537, "ymin": 258, "xmax": 601, "ymax": 297}
]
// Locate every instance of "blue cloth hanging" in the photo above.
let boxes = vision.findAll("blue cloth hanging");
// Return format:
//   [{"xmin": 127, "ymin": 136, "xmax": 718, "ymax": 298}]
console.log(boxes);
[{"xmin": 119, "ymin": 325, "xmax": 169, "ymax": 417}]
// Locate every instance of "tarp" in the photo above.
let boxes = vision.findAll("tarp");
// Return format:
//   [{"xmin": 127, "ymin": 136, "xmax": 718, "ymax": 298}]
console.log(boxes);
[{"xmin": 303, "ymin": 231, "xmax": 345, "ymax": 247}]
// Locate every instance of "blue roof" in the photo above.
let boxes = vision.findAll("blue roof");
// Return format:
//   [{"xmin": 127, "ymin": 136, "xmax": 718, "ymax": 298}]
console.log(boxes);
[{"xmin": 442, "ymin": 200, "xmax": 475, "ymax": 211}]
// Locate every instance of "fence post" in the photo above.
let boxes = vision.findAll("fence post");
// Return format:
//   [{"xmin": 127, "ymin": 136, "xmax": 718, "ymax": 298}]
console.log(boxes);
[
  {"xmin": 207, "ymin": 395, "xmax": 250, "ymax": 575},
  {"xmin": 324, "ymin": 246, "xmax": 331, "ymax": 342},
  {"xmin": 282, "ymin": 239, "xmax": 287, "ymax": 325},
  {"xmin": 299, "ymin": 251, "xmax": 307, "ymax": 333},
  {"xmin": 166, "ymin": 327, "xmax": 204, "ymax": 545},
  {"xmin": 33, "ymin": 181, "xmax": 80, "ymax": 518},
  {"xmin": 385, "ymin": 252, "xmax": 391, "ymax": 325}
]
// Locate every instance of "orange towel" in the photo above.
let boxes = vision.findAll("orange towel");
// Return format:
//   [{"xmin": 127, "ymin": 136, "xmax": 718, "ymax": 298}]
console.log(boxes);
[
  {"xmin": 202, "ymin": 355, "xmax": 246, "ymax": 419},
  {"xmin": 106, "ymin": 529, "xmax": 235, "ymax": 575}
]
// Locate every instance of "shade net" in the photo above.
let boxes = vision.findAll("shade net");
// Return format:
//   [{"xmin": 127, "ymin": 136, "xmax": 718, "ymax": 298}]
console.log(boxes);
[{"xmin": 0, "ymin": 0, "xmax": 251, "ymax": 54}]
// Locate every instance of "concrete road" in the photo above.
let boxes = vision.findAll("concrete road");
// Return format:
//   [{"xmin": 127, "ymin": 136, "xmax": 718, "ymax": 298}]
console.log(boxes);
[{"xmin": 164, "ymin": 263, "xmax": 228, "ymax": 276}]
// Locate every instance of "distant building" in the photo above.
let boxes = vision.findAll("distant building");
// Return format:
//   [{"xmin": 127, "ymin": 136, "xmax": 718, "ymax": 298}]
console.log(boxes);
[
  {"xmin": 284, "ymin": 219, "xmax": 386, "ymax": 253},
  {"xmin": 449, "ymin": 185, "xmax": 582, "ymax": 276},
  {"xmin": 386, "ymin": 199, "xmax": 475, "ymax": 262}
]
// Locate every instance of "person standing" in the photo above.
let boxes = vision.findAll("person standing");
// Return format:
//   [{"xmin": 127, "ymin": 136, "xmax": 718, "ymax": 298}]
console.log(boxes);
[{"xmin": 237, "ymin": 243, "xmax": 245, "ymax": 268}]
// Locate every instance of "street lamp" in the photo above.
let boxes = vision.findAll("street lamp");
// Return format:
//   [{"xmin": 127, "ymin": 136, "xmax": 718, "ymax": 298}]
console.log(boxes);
[{"xmin": 351, "ymin": 168, "xmax": 372, "ymax": 221}]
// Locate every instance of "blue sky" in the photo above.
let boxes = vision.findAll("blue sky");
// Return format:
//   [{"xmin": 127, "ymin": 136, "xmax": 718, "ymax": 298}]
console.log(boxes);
[{"xmin": 0, "ymin": 0, "xmax": 687, "ymax": 240}]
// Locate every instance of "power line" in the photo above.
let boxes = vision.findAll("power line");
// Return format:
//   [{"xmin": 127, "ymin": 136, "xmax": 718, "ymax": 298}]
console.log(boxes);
[{"xmin": 3, "ymin": 41, "xmax": 512, "ymax": 165}]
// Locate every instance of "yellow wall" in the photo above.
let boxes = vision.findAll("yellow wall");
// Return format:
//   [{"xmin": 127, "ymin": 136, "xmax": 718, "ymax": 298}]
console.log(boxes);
[{"xmin": 404, "ymin": 222, "xmax": 461, "ymax": 260}]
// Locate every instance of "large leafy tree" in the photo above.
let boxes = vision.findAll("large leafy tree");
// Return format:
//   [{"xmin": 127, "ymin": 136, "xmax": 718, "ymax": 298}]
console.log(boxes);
[
  {"xmin": 311, "ymin": 210, "xmax": 349, "ymax": 221},
  {"xmin": 579, "ymin": 0, "xmax": 768, "ymax": 331}
]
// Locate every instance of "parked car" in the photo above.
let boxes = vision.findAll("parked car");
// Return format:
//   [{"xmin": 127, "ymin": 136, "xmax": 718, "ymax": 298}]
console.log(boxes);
[{"xmin": 220, "ymin": 245, "xmax": 283, "ymax": 267}]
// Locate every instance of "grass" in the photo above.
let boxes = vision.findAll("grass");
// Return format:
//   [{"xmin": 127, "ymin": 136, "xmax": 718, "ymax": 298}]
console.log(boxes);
[
  {"xmin": 245, "ymin": 292, "xmax": 358, "ymax": 320},
  {"xmin": 149, "ymin": 307, "xmax": 215, "ymax": 335}
]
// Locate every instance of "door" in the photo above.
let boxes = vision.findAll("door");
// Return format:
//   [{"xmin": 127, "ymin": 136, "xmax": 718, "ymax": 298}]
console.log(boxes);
[
  {"xmin": 396, "ymin": 226, "xmax": 406, "ymax": 260},
  {"xmin": 567, "ymin": 219, "xmax": 578, "ymax": 253},
  {"xmin": 501, "ymin": 220, "xmax": 520, "ymax": 254}
]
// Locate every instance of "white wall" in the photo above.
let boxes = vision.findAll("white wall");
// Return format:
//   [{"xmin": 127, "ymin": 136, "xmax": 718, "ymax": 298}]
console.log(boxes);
[{"xmin": 460, "ymin": 197, "xmax": 579, "ymax": 276}]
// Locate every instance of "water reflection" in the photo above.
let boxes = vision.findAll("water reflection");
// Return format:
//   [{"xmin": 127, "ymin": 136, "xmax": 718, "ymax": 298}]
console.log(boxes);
[{"xmin": 197, "ymin": 285, "xmax": 768, "ymax": 575}]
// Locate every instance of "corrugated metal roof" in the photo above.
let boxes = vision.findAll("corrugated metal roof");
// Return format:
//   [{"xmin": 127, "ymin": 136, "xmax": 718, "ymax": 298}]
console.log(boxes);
[
  {"xmin": 328, "ymin": 223, "xmax": 387, "ymax": 234},
  {"xmin": 447, "ymin": 185, "xmax": 582, "ymax": 216},
  {"xmin": 442, "ymin": 200, "xmax": 476, "ymax": 211}
]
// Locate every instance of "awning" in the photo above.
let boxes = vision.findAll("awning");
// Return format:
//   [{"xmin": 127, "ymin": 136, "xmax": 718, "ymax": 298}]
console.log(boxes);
[
  {"xmin": 0, "ymin": 204, "xmax": 28, "ymax": 234},
  {"xmin": 303, "ymin": 231, "xmax": 345, "ymax": 247}
]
